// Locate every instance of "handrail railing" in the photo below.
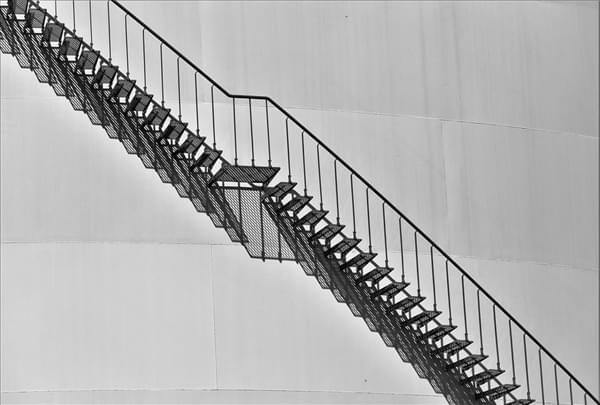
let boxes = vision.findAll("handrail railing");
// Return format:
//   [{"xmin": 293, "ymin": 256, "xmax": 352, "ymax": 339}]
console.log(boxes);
[{"xmin": 105, "ymin": 1, "xmax": 598, "ymax": 401}]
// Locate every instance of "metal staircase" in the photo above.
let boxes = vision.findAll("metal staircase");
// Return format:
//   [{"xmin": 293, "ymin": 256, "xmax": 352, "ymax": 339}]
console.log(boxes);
[{"xmin": 0, "ymin": 1, "xmax": 597, "ymax": 404}]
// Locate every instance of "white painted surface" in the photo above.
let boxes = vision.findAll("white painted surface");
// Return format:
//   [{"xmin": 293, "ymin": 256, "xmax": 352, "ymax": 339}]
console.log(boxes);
[{"xmin": 1, "ymin": 1, "xmax": 598, "ymax": 403}]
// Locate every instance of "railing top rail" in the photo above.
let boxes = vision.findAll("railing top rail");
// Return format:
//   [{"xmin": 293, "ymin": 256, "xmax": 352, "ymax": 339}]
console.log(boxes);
[{"xmin": 47, "ymin": 1, "xmax": 599, "ymax": 401}]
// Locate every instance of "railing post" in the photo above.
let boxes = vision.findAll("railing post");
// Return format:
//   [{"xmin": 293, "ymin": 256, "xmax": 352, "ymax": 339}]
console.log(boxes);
[
  {"xmin": 382, "ymin": 204, "xmax": 388, "ymax": 267},
  {"xmin": 142, "ymin": 28, "xmax": 146, "ymax": 91},
  {"xmin": 366, "ymin": 190, "xmax": 372, "ymax": 253},
  {"xmin": 540, "ymin": 349, "xmax": 546, "ymax": 405},
  {"xmin": 88, "ymin": 0, "xmax": 93, "ymax": 46},
  {"xmin": 126, "ymin": 16, "xmax": 132, "ymax": 77},
  {"xmin": 430, "ymin": 246, "xmax": 436, "ymax": 311},
  {"xmin": 524, "ymin": 334, "xmax": 531, "ymax": 400},
  {"xmin": 71, "ymin": 0, "xmax": 75, "ymax": 33},
  {"xmin": 211, "ymin": 85, "xmax": 216, "ymax": 147},
  {"xmin": 159, "ymin": 43, "xmax": 164, "ymax": 106},
  {"xmin": 445, "ymin": 260, "xmax": 452, "ymax": 326},
  {"xmin": 194, "ymin": 73, "xmax": 199, "ymax": 135},
  {"xmin": 493, "ymin": 305, "xmax": 500, "ymax": 370},
  {"xmin": 462, "ymin": 275, "xmax": 468, "ymax": 340},
  {"xmin": 569, "ymin": 379, "xmax": 573, "ymax": 405},
  {"xmin": 334, "ymin": 160, "xmax": 340, "ymax": 224},
  {"xmin": 285, "ymin": 118, "xmax": 291, "ymax": 182},
  {"xmin": 301, "ymin": 131, "xmax": 307, "ymax": 196},
  {"xmin": 54, "ymin": 0, "xmax": 57, "ymax": 18},
  {"xmin": 399, "ymin": 218, "xmax": 405, "ymax": 282},
  {"xmin": 509, "ymin": 319, "xmax": 516, "ymax": 384},
  {"xmin": 317, "ymin": 145, "xmax": 323, "ymax": 210},
  {"xmin": 350, "ymin": 174, "xmax": 356, "ymax": 239},
  {"xmin": 477, "ymin": 290, "xmax": 483, "ymax": 354},
  {"xmin": 265, "ymin": 100, "xmax": 271, "ymax": 167},
  {"xmin": 177, "ymin": 57, "xmax": 181, "ymax": 120},
  {"xmin": 249, "ymin": 99, "xmax": 255, "ymax": 166},
  {"xmin": 232, "ymin": 97, "xmax": 238, "ymax": 164},
  {"xmin": 414, "ymin": 232, "xmax": 420, "ymax": 296},
  {"xmin": 107, "ymin": 0, "xmax": 112, "ymax": 63},
  {"xmin": 554, "ymin": 364, "xmax": 560, "ymax": 405}
]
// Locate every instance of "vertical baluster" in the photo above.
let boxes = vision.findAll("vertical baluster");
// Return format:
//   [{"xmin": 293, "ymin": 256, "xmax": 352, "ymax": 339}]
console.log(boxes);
[
  {"xmin": 414, "ymin": 232, "xmax": 420, "ymax": 297},
  {"xmin": 366, "ymin": 190, "xmax": 372, "ymax": 253},
  {"xmin": 159, "ymin": 44, "xmax": 164, "ymax": 106},
  {"xmin": 176, "ymin": 58, "xmax": 181, "ymax": 120},
  {"xmin": 334, "ymin": 161, "xmax": 340, "ymax": 225},
  {"xmin": 317, "ymin": 146, "xmax": 323, "ymax": 210},
  {"xmin": 249, "ymin": 99, "xmax": 255, "ymax": 166},
  {"xmin": 301, "ymin": 131, "xmax": 307, "ymax": 196},
  {"xmin": 540, "ymin": 349, "xmax": 546, "ymax": 405},
  {"xmin": 493, "ymin": 305, "xmax": 500, "ymax": 370},
  {"xmin": 477, "ymin": 291, "xmax": 483, "ymax": 354},
  {"xmin": 524, "ymin": 334, "xmax": 531, "ymax": 400},
  {"xmin": 462, "ymin": 275, "xmax": 468, "ymax": 340},
  {"xmin": 399, "ymin": 219, "xmax": 405, "ymax": 282},
  {"xmin": 142, "ymin": 29, "xmax": 146, "ymax": 91},
  {"xmin": 194, "ymin": 73, "xmax": 199, "ymax": 135},
  {"xmin": 285, "ymin": 119, "xmax": 291, "ymax": 182},
  {"xmin": 265, "ymin": 100, "xmax": 271, "ymax": 167},
  {"xmin": 350, "ymin": 174, "xmax": 356, "ymax": 239},
  {"xmin": 210, "ymin": 86, "xmax": 216, "ymax": 147},
  {"xmin": 430, "ymin": 246, "xmax": 436, "ymax": 311},
  {"xmin": 445, "ymin": 260, "xmax": 452, "ymax": 326},
  {"xmin": 71, "ymin": 0, "xmax": 75, "ymax": 33},
  {"xmin": 568, "ymin": 379, "xmax": 573, "ymax": 405},
  {"xmin": 554, "ymin": 364, "xmax": 559, "ymax": 405},
  {"xmin": 54, "ymin": 0, "xmax": 57, "ymax": 18},
  {"xmin": 382, "ymin": 204, "xmax": 388, "ymax": 268},
  {"xmin": 125, "ymin": 15, "xmax": 129, "ymax": 77},
  {"xmin": 509, "ymin": 320, "xmax": 516, "ymax": 385},
  {"xmin": 107, "ymin": 0, "xmax": 111, "ymax": 63},
  {"xmin": 232, "ymin": 98, "xmax": 238, "ymax": 164},
  {"xmin": 88, "ymin": 0, "xmax": 93, "ymax": 46}
]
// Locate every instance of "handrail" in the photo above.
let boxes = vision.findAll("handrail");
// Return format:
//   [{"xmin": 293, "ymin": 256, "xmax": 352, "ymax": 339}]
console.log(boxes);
[{"xmin": 40, "ymin": 0, "xmax": 600, "ymax": 401}]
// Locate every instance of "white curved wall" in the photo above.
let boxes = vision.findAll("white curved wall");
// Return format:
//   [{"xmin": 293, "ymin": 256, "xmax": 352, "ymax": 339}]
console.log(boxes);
[{"xmin": 1, "ymin": 1, "xmax": 598, "ymax": 404}]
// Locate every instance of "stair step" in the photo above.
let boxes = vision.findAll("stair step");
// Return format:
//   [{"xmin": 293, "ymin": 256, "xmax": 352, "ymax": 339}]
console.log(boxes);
[
  {"xmin": 341, "ymin": 252, "xmax": 377, "ymax": 271},
  {"xmin": 460, "ymin": 369, "xmax": 504, "ymax": 386},
  {"xmin": 476, "ymin": 384, "xmax": 519, "ymax": 401},
  {"xmin": 9, "ymin": 0, "xmax": 28, "ymax": 16},
  {"xmin": 143, "ymin": 105, "xmax": 171, "ymax": 131},
  {"xmin": 277, "ymin": 194, "xmax": 311, "ymax": 214},
  {"xmin": 157, "ymin": 120, "xmax": 187, "ymax": 145},
  {"xmin": 421, "ymin": 324, "xmax": 456, "ymax": 342},
  {"xmin": 41, "ymin": 22, "xmax": 62, "ymax": 46},
  {"xmin": 75, "ymin": 50, "xmax": 98, "ymax": 75},
  {"xmin": 126, "ymin": 91, "xmax": 152, "ymax": 117},
  {"xmin": 295, "ymin": 209, "xmax": 328, "ymax": 228},
  {"xmin": 25, "ymin": 9, "xmax": 45, "ymax": 32},
  {"xmin": 401, "ymin": 310, "xmax": 440, "ymax": 328},
  {"xmin": 173, "ymin": 134, "xmax": 205, "ymax": 160},
  {"xmin": 354, "ymin": 265, "xmax": 390, "ymax": 284},
  {"xmin": 506, "ymin": 400, "xmax": 535, "ymax": 405},
  {"xmin": 190, "ymin": 147, "xmax": 221, "ymax": 171},
  {"xmin": 309, "ymin": 223, "xmax": 344, "ymax": 243},
  {"xmin": 109, "ymin": 79, "xmax": 136, "ymax": 104},
  {"xmin": 446, "ymin": 354, "xmax": 488, "ymax": 372},
  {"xmin": 371, "ymin": 281, "xmax": 409, "ymax": 300},
  {"xmin": 432, "ymin": 339, "xmax": 472, "ymax": 357},
  {"xmin": 58, "ymin": 35, "xmax": 81, "ymax": 60},
  {"xmin": 388, "ymin": 295, "xmax": 425, "ymax": 313},
  {"xmin": 263, "ymin": 182, "xmax": 296, "ymax": 201},
  {"xmin": 210, "ymin": 162, "xmax": 279, "ymax": 185},
  {"xmin": 93, "ymin": 64, "xmax": 118, "ymax": 89},
  {"xmin": 324, "ymin": 237, "xmax": 361, "ymax": 257}
]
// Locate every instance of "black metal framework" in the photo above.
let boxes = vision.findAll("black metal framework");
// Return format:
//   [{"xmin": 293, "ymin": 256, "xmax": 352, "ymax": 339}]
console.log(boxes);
[{"xmin": 0, "ymin": 1, "xmax": 597, "ymax": 404}]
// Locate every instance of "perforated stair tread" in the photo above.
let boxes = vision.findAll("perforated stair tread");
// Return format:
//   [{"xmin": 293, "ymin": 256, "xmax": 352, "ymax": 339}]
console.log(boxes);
[
  {"xmin": 277, "ymin": 194, "xmax": 311, "ymax": 214},
  {"xmin": 324, "ymin": 237, "xmax": 361, "ymax": 257},
  {"xmin": 173, "ymin": 134, "xmax": 205, "ymax": 160},
  {"xmin": 371, "ymin": 281, "xmax": 410, "ymax": 299},
  {"xmin": 210, "ymin": 162, "xmax": 279, "ymax": 185},
  {"xmin": 354, "ymin": 265, "xmax": 390, "ymax": 284},
  {"xmin": 432, "ymin": 339, "xmax": 472, "ymax": 357},
  {"xmin": 506, "ymin": 400, "xmax": 535, "ymax": 405},
  {"xmin": 341, "ymin": 252, "xmax": 377, "ymax": 271},
  {"xmin": 460, "ymin": 368, "xmax": 504, "ymax": 386},
  {"xmin": 387, "ymin": 295, "xmax": 425, "ymax": 313},
  {"xmin": 295, "ymin": 209, "xmax": 328, "ymax": 228},
  {"xmin": 446, "ymin": 354, "xmax": 488, "ymax": 371},
  {"xmin": 157, "ymin": 120, "xmax": 187, "ymax": 145},
  {"xmin": 421, "ymin": 324, "xmax": 456, "ymax": 342},
  {"xmin": 109, "ymin": 79, "xmax": 136, "ymax": 103},
  {"xmin": 263, "ymin": 182, "xmax": 296, "ymax": 201},
  {"xmin": 476, "ymin": 384, "xmax": 519, "ymax": 400},
  {"xmin": 190, "ymin": 147, "xmax": 222, "ymax": 171},
  {"xmin": 401, "ymin": 310, "xmax": 440, "ymax": 327},
  {"xmin": 309, "ymin": 223, "xmax": 344, "ymax": 243}
]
